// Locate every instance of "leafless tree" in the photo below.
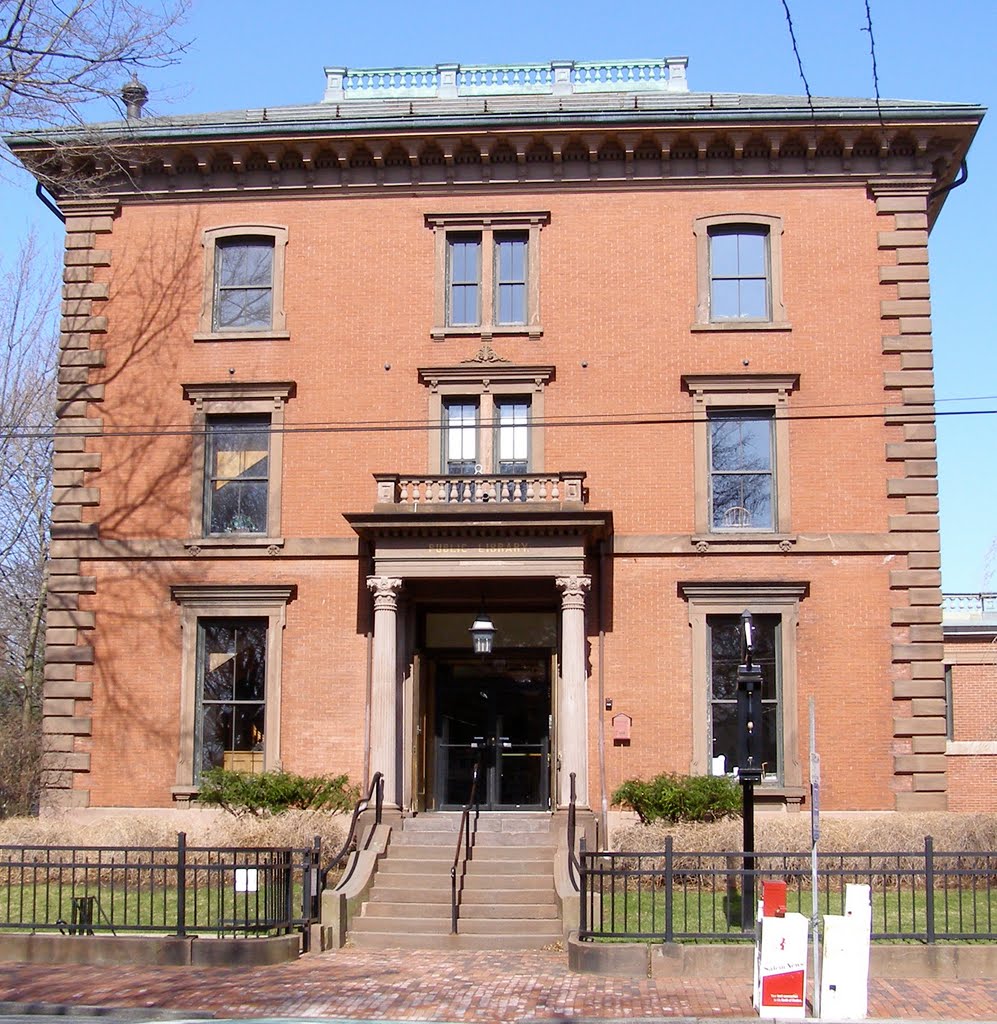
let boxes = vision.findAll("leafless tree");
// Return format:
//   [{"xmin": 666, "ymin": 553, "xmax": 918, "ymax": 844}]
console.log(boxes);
[
  {"xmin": 0, "ymin": 0, "xmax": 190, "ymax": 183},
  {"xmin": 0, "ymin": 234, "xmax": 57, "ymax": 816}
]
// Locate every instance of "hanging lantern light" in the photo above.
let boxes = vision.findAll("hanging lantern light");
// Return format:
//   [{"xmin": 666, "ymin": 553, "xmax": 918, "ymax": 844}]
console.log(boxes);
[{"xmin": 469, "ymin": 608, "xmax": 496, "ymax": 655}]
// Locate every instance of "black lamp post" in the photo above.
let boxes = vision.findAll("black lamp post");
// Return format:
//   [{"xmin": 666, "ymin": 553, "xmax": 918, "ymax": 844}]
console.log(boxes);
[{"xmin": 736, "ymin": 609, "xmax": 764, "ymax": 931}]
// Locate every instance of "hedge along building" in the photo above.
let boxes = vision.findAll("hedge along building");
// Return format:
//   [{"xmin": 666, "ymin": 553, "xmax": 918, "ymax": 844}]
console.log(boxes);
[{"xmin": 7, "ymin": 59, "xmax": 983, "ymax": 819}]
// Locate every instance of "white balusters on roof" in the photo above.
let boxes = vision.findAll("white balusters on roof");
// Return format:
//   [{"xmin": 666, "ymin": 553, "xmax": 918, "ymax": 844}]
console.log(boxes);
[{"xmin": 323, "ymin": 58, "xmax": 689, "ymax": 102}]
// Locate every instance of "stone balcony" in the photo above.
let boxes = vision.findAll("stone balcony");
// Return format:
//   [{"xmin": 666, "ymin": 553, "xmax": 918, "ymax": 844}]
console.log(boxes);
[{"xmin": 374, "ymin": 471, "xmax": 585, "ymax": 510}]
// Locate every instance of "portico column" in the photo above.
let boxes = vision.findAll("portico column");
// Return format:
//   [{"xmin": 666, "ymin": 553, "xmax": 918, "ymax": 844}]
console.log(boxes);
[
  {"xmin": 556, "ymin": 574, "xmax": 591, "ymax": 808},
  {"xmin": 367, "ymin": 575, "xmax": 403, "ymax": 806}
]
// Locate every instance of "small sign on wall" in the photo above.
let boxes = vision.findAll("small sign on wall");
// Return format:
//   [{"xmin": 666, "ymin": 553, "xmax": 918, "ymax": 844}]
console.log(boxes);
[{"xmin": 612, "ymin": 712, "xmax": 632, "ymax": 745}]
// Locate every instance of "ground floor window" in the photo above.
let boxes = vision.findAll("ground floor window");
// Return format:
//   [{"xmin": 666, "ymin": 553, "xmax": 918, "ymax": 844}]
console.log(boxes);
[
  {"xmin": 170, "ymin": 584, "xmax": 294, "ymax": 799},
  {"xmin": 197, "ymin": 618, "xmax": 267, "ymax": 777},
  {"xmin": 680, "ymin": 581, "xmax": 807, "ymax": 794},
  {"xmin": 707, "ymin": 613, "xmax": 781, "ymax": 779}
]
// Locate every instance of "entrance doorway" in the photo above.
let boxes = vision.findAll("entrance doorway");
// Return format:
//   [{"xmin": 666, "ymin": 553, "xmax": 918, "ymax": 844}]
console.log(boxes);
[{"xmin": 433, "ymin": 655, "xmax": 551, "ymax": 810}]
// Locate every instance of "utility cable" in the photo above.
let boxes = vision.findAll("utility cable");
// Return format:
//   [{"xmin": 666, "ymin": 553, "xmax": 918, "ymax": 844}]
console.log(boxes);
[
  {"xmin": 863, "ymin": 0, "xmax": 885, "ymax": 125},
  {"xmin": 4, "ymin": 403, "xmax": 997, "ymax": 442},
  {"xmin": 780, "ymin": 0, "xmax": 817, "ymax": 129}
]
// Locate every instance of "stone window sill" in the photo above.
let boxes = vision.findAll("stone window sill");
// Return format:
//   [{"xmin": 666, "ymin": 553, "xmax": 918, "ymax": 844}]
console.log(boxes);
[
  {"xmin": 692, "ymin": 533, "xmax": 796, "ymax": 552},
  {"xmin": 193, "ymin": 330, "xmax": 291, "ymax": 343},
  {"xmin": 690, "ymin": 321, "xmax": 792, "ymax": 333},
  {"xmin": 431, "ymin": 325, "xmax": 542, "ymax": 341},
  {"xmin": 753, "ymin": 785, "xmax": 806, "ymax": 807},
  {"xmin": 184, "ymin": 536, "xmax": 285, "ymax": 553}
]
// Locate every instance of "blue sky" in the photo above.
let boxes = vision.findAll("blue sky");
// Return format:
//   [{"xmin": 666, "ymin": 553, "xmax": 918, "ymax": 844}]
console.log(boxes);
[{"xmin": 2, "ymin": 0, "xmax": 993, "ymax": 590}]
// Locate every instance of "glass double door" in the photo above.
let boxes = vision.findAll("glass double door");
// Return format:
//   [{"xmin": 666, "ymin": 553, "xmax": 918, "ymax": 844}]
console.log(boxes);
[{"xmin": 434, "ymin": 655, "xmax": 550, "ymax": 810}]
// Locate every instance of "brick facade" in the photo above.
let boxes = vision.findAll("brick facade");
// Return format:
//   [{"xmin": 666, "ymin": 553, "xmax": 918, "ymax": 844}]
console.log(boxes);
[{"xmin": 10, "ymin": 62, "xmax": 982, "ymax": 814}]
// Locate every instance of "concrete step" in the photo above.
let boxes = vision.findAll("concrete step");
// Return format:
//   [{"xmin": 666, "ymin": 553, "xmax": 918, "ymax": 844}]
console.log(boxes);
[
  {"xmin": 467, "ymin": 846, "xmax": 555, "ymax": 861},
  {"xmin": 464, "ymin": 859, "xmax": 555, "ymax": 875},
  {"xmin": 462, "ymin": 874, "xmax": 553, "ymax": 890},
  {"xmin": 362, "ymin": 898, "xmax": 557, "ymax": 921},
  {"xmin": 349, "ymin": 930, "xmax": 563, "ymax": 951},
  {"xmin": 392, "ymin": 830, "xmax": 555, "ymax": 847},
  {"xmin": 352, "ymin": 915, "xmax": 451, "ymax": 935},
  {"xmin": 375, "ymin": 858, "xmax": 452, "ymax": 874},
  {"xmin": 367, "ymin": 885, "xmax": 451, "ymax": 903},
  {"xmin": 345, "ymin": 810, "xmax": 561, "ymax": 951},
  {"xmin": 457, "ymin": 919, "xmax": 562, "ymax": 937},
  {"xmin": 361, "ymin": 902, "xmax": 451, "ymax": 919},
  {"xmin": 458, "ymin": 902, "xmax": 559, "ymax": 920},
  {"xmin": 402, "ymin": 813, "xmax": 552, "ymax": 835},
  {"xmin": 459, "ymin": 887, "xmax": 558, "ymax": 906},
  {"xmin": 353, "ymin": 914, "xmax": 561, "ymax": 938},
  {"xmin": 368, "ymin": 873, "xmax": 453, "ymax": 891},
  {"xmin": 381, "ymin": 845, "xmax": 457, "ymax": 861}
]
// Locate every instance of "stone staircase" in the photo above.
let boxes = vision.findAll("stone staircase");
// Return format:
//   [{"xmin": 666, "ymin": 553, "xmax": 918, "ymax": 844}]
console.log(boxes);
[{"xmin": 348, "ymin": 811, "xmax": 562, "ymax": 950}]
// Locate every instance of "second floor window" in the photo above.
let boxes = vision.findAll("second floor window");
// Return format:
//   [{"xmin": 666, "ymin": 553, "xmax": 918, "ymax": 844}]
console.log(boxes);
[
  {"xmin": 443, "ymin": 400, "xmax": 479, "ymax": 474},
  {"xmin": 709, "ymin": 411, "xmax": 774, "ymax": 530},
  {"xmin": 496, "ymin": 399, "xmax": 529, "ymax": 473},
  {"xmin": 205, "ymin": 415, "xmax": 270, "ymax": 534},
  {"xmin": 441, "ymin": 396, "xmax": 532, "ymax": 476}
]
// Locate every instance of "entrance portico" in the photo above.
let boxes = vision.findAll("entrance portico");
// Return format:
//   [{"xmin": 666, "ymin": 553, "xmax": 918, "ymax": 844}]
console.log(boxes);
[{"xmin": 347, "ymin": 506, "xmax": 610, "ymax": 813}]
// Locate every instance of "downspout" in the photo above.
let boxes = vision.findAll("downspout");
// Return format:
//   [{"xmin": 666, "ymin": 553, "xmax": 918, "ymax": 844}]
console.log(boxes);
[
  {"xmin": 928, "ymin": 158, "xmax": 968, "ymax": 201},
  {"xmin": 34, "ymin": 182, "xmax": 65, "ymax": 223},
  {"xmin": 362, "ymin": 541, "xmax": 374, "ymax": 786},
  {"xmin": 363, "ymin": 628, "xmax": 373, "ymax": 786},
  {"xmin": 597, "ymin": 539, "xmax": 609, "ymax": 844}
]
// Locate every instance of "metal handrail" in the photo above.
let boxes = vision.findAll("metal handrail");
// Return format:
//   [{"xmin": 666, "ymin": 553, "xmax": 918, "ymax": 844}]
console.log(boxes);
[
  {"xmin": 566, "ymin": 770, "xmax": 582, "ymax": 891},
  {"xmin": 450, "ymin": 762, "xmax": 480, "ymax": 934},
  {"xmin": 322, "ymin": 771, "xmax": 384, "ymax": 889}
]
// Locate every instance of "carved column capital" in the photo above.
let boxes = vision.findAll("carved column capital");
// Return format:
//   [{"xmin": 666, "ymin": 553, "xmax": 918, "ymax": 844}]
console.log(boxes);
[
  {"xmin": 367, "ymin": 576, "xmax": 403, "ymax": 611},
  {"xmin": 556, "ymin": 575, "xmax": 591, "ymax": 610}
]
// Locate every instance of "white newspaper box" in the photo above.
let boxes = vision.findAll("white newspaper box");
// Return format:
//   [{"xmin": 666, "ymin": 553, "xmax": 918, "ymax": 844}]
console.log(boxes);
[
  {"xmin": 821, "ymin": 883, "xmax": 872, "ymax": 1019},
  {"xmin": 754, "ymin": 909, "xmax": 809, "ymax": 1018}
]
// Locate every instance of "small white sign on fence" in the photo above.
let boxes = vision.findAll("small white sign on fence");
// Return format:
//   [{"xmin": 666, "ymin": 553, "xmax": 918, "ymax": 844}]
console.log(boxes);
[{"xmin": 235, "ymin": 867, "xmax": 259, "ymax": 893}]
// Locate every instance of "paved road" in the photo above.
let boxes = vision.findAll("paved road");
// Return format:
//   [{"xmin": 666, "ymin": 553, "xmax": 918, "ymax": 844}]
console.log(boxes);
[{"xmin": 0, "ymin": 950, "xmax": 995, "ymax": 1021}]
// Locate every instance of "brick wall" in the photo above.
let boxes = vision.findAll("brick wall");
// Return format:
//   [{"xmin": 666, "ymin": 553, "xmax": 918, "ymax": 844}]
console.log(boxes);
[{"xmin": 47, "ymin": 178, "xmax": 949, "ymax": 811}]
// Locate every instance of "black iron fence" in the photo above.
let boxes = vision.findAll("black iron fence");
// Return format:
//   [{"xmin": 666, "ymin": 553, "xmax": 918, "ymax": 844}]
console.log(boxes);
[
  {"xmin": 0, "ymin": 833, "xmax": 321, "ymax": 941},
  {"xmin": 579, "ymin": 836, "xmax": 997, "ymax": 943}
]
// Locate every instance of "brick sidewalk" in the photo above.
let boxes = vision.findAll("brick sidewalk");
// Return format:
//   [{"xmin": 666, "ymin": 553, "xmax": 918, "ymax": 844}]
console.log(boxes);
[{"xmin": 0, "ymin": 950, "xmax": 995, "ymax": 1021}]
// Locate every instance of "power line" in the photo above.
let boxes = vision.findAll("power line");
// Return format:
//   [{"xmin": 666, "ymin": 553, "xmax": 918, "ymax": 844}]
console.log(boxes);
[
  {"xmin": 4, "ymin": 404, "xmax": 997, "ymax": 443},
  {"xmin": 863, "ymin": 0, "xmax": 885, "ymax": 125},
  {"xmin": 6, "ymin": 393, "xmax": 997, "ymax": 437},
  {"xmin": 780, "ymin": 0, "xmax": 817, "ymax": 127}
]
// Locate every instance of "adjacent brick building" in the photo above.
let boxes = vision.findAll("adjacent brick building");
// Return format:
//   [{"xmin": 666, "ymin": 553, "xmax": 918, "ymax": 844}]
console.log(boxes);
[{"xmin": 8, "ymin": 58, "xmax": 985, "ymax": 817}]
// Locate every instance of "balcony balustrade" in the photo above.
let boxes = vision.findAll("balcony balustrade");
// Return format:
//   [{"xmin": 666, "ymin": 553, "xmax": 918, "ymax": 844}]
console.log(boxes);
[{"xmin": 374, "ymin": 471, "xmax": 585, "ymax": 508}]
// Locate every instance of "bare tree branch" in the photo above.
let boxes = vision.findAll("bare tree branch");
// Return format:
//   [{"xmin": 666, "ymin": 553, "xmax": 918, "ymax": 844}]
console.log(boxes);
[
  {"xmin": 0, "ymin": 0, "xmax": 189, "ymax": 182},
  {"xmin": 0, "ymin": 233, "xmax": 56, "ymax": 771}
]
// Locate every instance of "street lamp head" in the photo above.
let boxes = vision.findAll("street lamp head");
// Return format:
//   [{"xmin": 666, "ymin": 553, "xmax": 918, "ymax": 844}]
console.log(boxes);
[{"xmin": 740, "ymin": 609, "xmax": 754, "ymax": 666}]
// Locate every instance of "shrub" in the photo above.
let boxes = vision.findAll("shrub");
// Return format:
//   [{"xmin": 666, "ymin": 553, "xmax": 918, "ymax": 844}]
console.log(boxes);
[
  {"xmin": 612, "ymin": 772, "xmax": 741, "ymax": 825},
  {"xmin": 196, "ymin": 768, "xmax": 359, "ymax": 817}
]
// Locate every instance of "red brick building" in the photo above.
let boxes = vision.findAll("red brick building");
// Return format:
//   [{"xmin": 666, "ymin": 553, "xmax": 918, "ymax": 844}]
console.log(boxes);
[
  {"xmin": 942, "ymin": 593, "xmax": 997, "ymax": 813},
  {"xmin": 9, "ymin": 58, "xmax": 984, "ymax": 818}
]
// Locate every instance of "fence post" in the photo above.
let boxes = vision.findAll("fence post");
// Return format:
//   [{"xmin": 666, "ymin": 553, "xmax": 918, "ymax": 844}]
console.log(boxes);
[
  {"xmin": 578, "ymin": 836, "xmax": 587, "ymax": 937},
  {"xmin": 664, "ymin": 836, "xmax": 674, "ymax": 943},
  {"xmin": 176, "ymin": 831, "xmax": 187, "ymax": 939},
  {"xmin": 924, "ymin": 834, "xmax": 935, "ymax": 944}
]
